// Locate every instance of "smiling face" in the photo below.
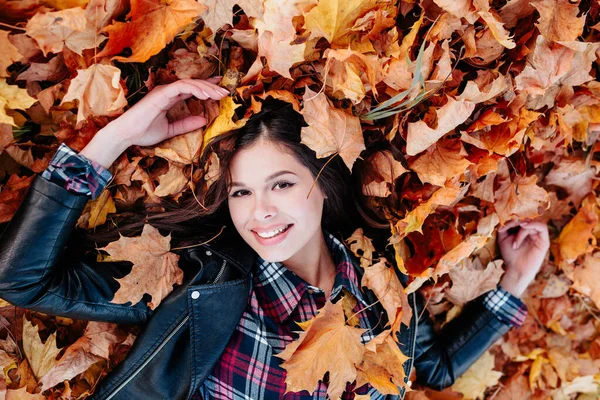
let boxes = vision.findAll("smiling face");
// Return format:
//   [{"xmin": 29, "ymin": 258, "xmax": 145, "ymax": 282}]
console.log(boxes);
[{"xmin": 226, "ymin": 137, "xmax": 327, "ymax": 262}]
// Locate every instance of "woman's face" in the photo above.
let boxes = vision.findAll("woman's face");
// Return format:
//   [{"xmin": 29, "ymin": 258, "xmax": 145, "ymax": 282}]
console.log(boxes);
[{"xmin": 227, "ymin": 137, "xmax": 326, "ymax": 262}]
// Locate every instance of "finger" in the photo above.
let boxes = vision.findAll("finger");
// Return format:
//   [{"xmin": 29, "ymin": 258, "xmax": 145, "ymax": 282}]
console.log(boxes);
[
  {"xmin": 167, "ymin": 115, "xmax": 208, "ymax": 138},
  {"xmin": 182, "ymin": 79, "xmax": 229, "ymax": 97},
  {"xmin": 513, "ymin": 227, "xmax": 537, "ymax": 249},
  {"xmin": 205, "ymin": 76, "xmax": 222, "ymax": 84},
  {"xmin": 498, "ymin": 219, "xmax": 520, "ymax": 232},
  {"xmin": 520, "ymin": 222, "xmax": 549, "ymax": 242}
]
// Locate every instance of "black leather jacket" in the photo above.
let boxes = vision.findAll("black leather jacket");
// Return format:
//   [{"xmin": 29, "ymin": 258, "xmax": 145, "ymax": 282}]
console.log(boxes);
[{"xmin": 0, "ymin": 176, "xmax": 514, "ymax": 399}]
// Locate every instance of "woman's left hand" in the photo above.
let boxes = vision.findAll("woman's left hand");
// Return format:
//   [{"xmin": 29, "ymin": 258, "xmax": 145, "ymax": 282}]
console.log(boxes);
[{"xmin": 496, "ymin": 219, "xmax": 550, "ymax": 297}]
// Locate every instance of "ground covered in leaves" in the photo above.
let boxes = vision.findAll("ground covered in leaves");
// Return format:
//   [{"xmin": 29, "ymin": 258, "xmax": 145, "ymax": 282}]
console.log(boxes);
[{"xmin": 1, "ymin": 0, "xmax": 600, "ymax": 399}]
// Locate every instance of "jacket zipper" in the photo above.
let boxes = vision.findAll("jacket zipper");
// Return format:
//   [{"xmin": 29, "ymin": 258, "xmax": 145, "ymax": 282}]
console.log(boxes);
[{"xmin": 103, "ymin": 260, "xmax": 229, "ymax": 399}]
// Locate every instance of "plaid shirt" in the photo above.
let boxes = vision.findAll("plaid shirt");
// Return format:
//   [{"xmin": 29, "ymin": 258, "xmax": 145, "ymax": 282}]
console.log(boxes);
[
  {"xmin": 41, "ymin": 142, "xmax": 112, "ymax": 200},
  {"xmin": 42, "ymin": 143, "xmax": 528, "ymax": 399}
]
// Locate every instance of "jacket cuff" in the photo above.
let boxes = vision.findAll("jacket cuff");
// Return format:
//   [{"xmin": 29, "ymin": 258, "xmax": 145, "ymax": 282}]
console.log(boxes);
[
  {"xmin": 482, "ymin": 286, "xmax": 528, "ymax": 328},
  {"xmin": 41, "ymin": 143, "xmax": 113, "ymax": 200}
]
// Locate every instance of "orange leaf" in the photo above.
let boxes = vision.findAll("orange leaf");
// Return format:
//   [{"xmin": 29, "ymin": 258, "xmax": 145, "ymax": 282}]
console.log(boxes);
[
  {"xmin": 96, "ymin": 0, "xmax": 207, "ymax": 62},
  {"xmin": 300, "ymin": 86, "xmax": 365, "ymax": 171},
  {"xmin": 275, "ymin": 301, "xmax": 366, "ymax": 399}
]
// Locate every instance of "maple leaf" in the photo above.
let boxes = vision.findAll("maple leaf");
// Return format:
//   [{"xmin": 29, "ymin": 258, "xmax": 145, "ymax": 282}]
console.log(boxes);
[
  {"xmin": 406, "ymin": 96, "xmax": 475, "ymax": 156},
  {"xmin": 555, "ymin": 195, "xmax": 598, "ymax": 266},
  {"xmin": 99, "ymin": 224, "xmax": 184, "ymax": 310},
  {"xmin": 60, "ymin": 63, "xmax": 127, "ymax": 127},
  {"xmin": 0, "ymin": 79, "xmax": 37, "ymax": 126},
  {"xmin": 0, "ymin": 174, "xmax": 35, "ymax": 224},
  {"xmin": 303, "ymin": 0, "xmax": 379, "ymax": 44},
  {"xmin": 300, "ymin": 86, "xmax": 366, "ymax": 171},
  {"xmin": 25, "ymin": 7, "xmax": 105, "ymax": 56},
  {"xmin": 356, "ymin": 334, "xmax": 410, "ymax": 395},
  {"xmin": 0, "ymin": 31, "xmax": 23, "ymax": 78},
  {"xmin": 446, "ymin": 259, "xmax": 504, "ymax": 306},
  {"xmin": 345, "ymin": 228, "xmax": 376, "ymax": 269},
  {"xmin": 363, "ymin": 150, "xmax": 408, "ymax": 197},
  {"xmin": 5, "ymin": 386, "xmax": 46, "ymax": 400},
  {"xmin": 362, "ymin": 260, "xmax": 412, "ymax": 333},
  {"xmin": 275, "ymin": 301, "xmax": 366, "ymax": 399},
  {"xmin": 77, "ymin": 190, "xmax": 117, "ymax": 229},
  {"xmin": 532, "ymin": 0, "xmax": 585, "ymax": 42},
  {"xmin": 199, "ymin": 0, "xmax": 264, "ymax": 34},
  {"xmin": 22, "ymin": 318, "xmax": 60, "ymax": 380},
  {"xmin": 545, "ymin": 157, "xmax": 598, "ymax": 206},
  {"xmin": 201, "ymin": 96, "xmax": 247, "ymax": 154},
  {"xmin": 155, "ymin": 163, "xmax": 189, "ymax": 197},
  {"xmin": 452, "ymin": 351, "xmax": 503, "ymax": 400},
  {"xmin": 95, "ymin": 0, "xmax": 207, "ymax": 63},
  {"xmin": 409, "ymin": 139, "xmax": 473, "ymax": 187},
  {"xmin": 494, "ymin": 175, "xmax": 550, "ymax": 225}
]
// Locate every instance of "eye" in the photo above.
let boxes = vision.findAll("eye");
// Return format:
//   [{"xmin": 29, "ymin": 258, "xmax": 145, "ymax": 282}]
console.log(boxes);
[
  {"xmin": 230, "ymin": 189, "xmax": 250, "ymax": 198},
  {"xmin": 273, "ymin": 181, "xmax": 295, "ymax": 190}
]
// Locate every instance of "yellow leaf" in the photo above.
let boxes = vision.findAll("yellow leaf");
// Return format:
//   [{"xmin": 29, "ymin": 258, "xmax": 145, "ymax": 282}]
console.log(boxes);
[
  {"xmin": 201, "ymin": 96, "xmax": 247, "ymax": 154},
  {"xmin": 87, "ymin": 190, "xmax": 117, "ymax": 229},
  {"xmin": 0, "ymin": 79, "xmax": 37, "ymax": 126},
  {"xmin": 22, "ymin": 318, "xmax": 60, "ymax": 380},
  {"xmin": 451, "ymin": 351, "xmax": 503, "ymax": 400}
]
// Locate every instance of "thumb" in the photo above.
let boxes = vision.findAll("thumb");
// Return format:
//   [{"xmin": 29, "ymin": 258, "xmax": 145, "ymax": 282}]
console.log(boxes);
[{"xmin": 167, "ymin": 115, "xmax": 208, "ymax": 138}]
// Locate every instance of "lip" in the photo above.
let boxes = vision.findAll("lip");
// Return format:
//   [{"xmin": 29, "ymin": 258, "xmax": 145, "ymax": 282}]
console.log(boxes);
[{"xmin": 252, "ymin": 224, "xmax": 293, "ymax": 246}]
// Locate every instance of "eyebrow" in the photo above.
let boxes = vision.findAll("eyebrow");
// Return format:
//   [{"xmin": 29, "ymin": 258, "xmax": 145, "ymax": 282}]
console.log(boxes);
[{"xmin": 230, "ymin": 170, "xmax": 297, "ymax": 188}]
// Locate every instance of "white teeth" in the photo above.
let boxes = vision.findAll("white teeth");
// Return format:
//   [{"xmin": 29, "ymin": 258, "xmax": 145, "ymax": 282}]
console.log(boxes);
[{"xmin": 256, "ymin": 225, "xmax": 289, "ymax": 238}]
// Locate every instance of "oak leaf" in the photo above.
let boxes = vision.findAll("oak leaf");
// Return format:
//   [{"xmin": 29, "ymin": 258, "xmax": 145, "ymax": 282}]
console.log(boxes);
[
  {"xmin": 60, "ymin": 63, "xmax": 127, "ymax": 127},
  {"xmin": 275, "ymin": 301, "xmax": 366, "ymax": 399},
  {"xmin": 99, "ymin": 224, "xmax": 184, "ymax": 310},
  {"xmin": 300, "ymin": 86, "xmax": 365, "ymax": 171}
]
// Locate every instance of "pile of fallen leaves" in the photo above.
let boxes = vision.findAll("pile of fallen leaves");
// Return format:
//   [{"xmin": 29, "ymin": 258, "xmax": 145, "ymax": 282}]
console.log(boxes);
[{"xmin": 1, "ymin": 0, "xmax": 600, "ymax": 398}]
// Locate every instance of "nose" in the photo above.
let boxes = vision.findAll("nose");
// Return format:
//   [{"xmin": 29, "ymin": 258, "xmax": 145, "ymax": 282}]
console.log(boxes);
[{"xmin": 252, "ymin": 194, "xmax": 277, "ymax": 221}]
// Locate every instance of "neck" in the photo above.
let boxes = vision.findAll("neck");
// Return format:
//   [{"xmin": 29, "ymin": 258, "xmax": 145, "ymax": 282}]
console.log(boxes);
[{"xmin": 282, "ymin": 229, "xmax": 337, "ymax": 297}]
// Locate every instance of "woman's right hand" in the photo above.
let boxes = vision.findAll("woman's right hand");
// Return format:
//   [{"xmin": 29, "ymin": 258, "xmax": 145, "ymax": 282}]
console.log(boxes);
[{"xmin": 80, "ymin": 78, "xmax": 229, "ymax": 168}]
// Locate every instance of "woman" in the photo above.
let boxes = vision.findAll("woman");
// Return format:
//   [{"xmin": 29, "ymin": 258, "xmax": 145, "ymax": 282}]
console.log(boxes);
[{"xmin": 0, "ymin": 78, "xmax": 549, "ymax": 399}]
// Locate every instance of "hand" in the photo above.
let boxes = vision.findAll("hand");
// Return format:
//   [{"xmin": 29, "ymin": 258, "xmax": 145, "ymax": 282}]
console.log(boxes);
[
  {"xmin": 110, "ymin": 77, "xmax": 229, "ymax": 148},
  {"xmin": 80, "ymin": 78, "xmax": 229, "ymax": 168},
  {"xmin": 497, "ymin": 219, "xmax": 550, "ymax": 297}
]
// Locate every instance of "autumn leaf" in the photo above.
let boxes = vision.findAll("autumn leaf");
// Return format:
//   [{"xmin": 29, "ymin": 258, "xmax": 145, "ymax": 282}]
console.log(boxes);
[
  {"xmin": 451, "ymin": 351, "xmax": 503, "ymax": 400},
  {"xmin": 22, "ymin": 318, "xmax": 60, "ymax": 380},
  {"xmin": 201, "ymin": 96, "xmax": 247, "ymax": 154},
  {"xmin": 356, "ymin": 334, "xmax": 410, "ymax": 395},
  {"xmin": 60, "ymin": 63, "xmax": 127, "ymax": 127},
  {"xmin": 303, "ymin": 0, "xmax": 379, "ymax": 44},
  {"xmin": 99, "ymin": 224, "xmax": 184, "ymax": 310},
  {"xmin": 409, "ymin": 139, "xmax": 473, "ymax": 187},
  {"xmin": 199, "ymin": 0, "xmax": 264, "ymax": 34},
  {"xmin": 446, "ymin": 259, "xmax": 504, "ymax": 306},
  {"xmin": 25, "ymin": 7, "xmax": 104, "ymax": 57},
  {"xmin": 275, "ymin": 301, "xmax": 366, "ymax": 399},
  {"xmin": 406, "ymin": 96, "xmax": 475, "ymax": 156},
  {"xmin": 494, "ymin": 175, "xmax": 550, "ymax": 225},
  {"xmin": 300, "ymin": 86, "xmax": 366, "ymax": 171},
  {"xmin": 554, "ymin": 194, "xmax": 598, "ymax": 266},
  {"xmin": 532, "ymin": 0, "xmax": 585, "ymax": 42},
  {"xmin": 0, "ymin": 31, "xmax": 23, "ymax": 78},
  {"xmin": 345, "ymin": 228, "xmax": 377, "ymax": 269},
  {"xmin": 95, "ymin": 0, "xmax": 207, "ymax": 62},
  {"xmin": 0, "ymin": 79, "xmax": 37, "ymax": 126}
]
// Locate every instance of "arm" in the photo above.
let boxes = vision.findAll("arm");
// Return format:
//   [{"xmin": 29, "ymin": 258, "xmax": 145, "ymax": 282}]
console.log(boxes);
[
  {"xmin": 0, "ymin": 146, "xmax": 152, "ymax": 324},
  {"xmin": 411, "ymin": 286, "xmax": 527, "ymax": 390}
]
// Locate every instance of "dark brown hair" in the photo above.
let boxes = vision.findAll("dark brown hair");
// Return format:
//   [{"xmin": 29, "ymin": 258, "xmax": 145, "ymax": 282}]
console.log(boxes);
[{"xmin": 88, "ymin": 98, "xmax": 392, "ymax": 250}]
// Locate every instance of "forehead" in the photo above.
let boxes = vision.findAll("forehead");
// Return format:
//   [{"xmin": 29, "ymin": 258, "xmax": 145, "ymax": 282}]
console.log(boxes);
[{"xmin": 228, "ymin": 139, "xmax": 306, "ymax": 182}]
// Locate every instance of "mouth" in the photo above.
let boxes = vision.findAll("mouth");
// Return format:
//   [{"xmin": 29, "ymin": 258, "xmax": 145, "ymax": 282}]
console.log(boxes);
[{"xmin": 252, "ymin": 224, "xmax": 294, "ymax": 245}]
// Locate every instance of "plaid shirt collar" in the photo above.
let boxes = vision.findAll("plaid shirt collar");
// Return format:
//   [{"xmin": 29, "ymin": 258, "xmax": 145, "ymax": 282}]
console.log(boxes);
[{"xmin": 252, "ymin": 230, "xmax": 369, "ymax": 324}]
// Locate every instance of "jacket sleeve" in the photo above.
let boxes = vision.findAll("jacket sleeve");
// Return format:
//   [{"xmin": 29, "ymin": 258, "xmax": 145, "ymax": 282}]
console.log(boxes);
[
  {"xmin": 0, "ymin": 174, "xmax": 153, "ymax": 325},
  {"xmin": 410, "ymin": 286, "xmax": 526, "ymax": 390}
]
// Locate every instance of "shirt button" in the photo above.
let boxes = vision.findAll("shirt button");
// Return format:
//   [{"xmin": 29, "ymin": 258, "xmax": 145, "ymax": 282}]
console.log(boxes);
[
  {"xmin": 406, "ymin": 380, "xmax": 412, "ymax": 387},
  {"xmin": 191, "ymin": 291, "xmax": 200, "ymax": 299}
]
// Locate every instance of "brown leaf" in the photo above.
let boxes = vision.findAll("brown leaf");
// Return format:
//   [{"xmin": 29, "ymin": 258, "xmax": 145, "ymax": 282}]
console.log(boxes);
[
  {"xmin": 446, "ymin": 259, "xmax": 504, "ymax": 306},
  {"xmin": 532, "ymin": 0, "xmax": 585, "ymax": 42},
  {"xmin": 99, "ymin": 224, "xmax": 184, "ymax": 310},
  {"xmin": 22, "ymin": 318, "xmax": 60, "ymax": 381}
]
